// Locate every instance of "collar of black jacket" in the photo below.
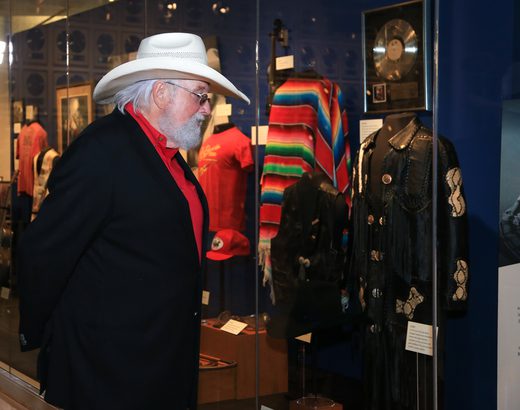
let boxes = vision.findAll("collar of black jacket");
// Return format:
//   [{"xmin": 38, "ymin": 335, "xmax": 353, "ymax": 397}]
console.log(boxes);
[{"xmin": 364, "ymin": 116, "xmax": 421, "ymax": 152}]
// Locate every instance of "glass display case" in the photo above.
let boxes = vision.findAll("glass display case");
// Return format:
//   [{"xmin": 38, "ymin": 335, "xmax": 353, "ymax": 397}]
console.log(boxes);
[{"xmin": 0, "ymin": 0, "xmax": 518, "ymax": 409}]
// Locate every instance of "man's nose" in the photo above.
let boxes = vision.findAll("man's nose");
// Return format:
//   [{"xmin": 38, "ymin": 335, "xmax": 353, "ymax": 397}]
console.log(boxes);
[{"xmin": 199, "ymin": 99, "xmax": 211, "ymax": 116}]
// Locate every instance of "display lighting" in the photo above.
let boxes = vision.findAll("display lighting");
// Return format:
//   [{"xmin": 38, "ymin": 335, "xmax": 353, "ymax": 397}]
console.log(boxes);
[
  {"xmin": 0, "ymin": 41, "xmax": 5, "ymax": 64},
  {"xmin": 0, "ymin": 41, "xmax": 13, "ymax": 65},
  {"xmin": 211, "ymin": 1, "xmax": 230, "ymax": 15},
  {"xmin": 158, "ymin": 1, "xmax": 177, "ymax": 21}
]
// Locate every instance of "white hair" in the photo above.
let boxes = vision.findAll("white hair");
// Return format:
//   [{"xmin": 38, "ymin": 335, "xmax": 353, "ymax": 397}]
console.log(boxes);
[{"xmin": 113, "ymin": 79, "xmax": 179, "ymax": 114}]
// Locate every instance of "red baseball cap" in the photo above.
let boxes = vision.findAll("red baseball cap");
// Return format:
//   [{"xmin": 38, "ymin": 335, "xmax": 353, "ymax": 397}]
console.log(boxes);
[{"xmin": 206, "ymin": 229, "xmax": 250, "ymax": 261}]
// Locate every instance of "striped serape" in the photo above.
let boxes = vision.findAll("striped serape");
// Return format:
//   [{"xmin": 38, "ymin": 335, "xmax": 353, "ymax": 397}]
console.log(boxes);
[{"xmin": 259, "ymin": 77, "xmax": 351, "ymax": 297}]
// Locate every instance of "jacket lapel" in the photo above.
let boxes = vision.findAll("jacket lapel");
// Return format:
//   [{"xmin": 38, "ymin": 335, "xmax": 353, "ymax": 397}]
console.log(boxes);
[
  {"xmin": 174, "ymin": 151, "xmax": 210, "ymax": 255},
  {"xmin": 116, "ymin": 110, "xmax": 197, "ymax": 247}
]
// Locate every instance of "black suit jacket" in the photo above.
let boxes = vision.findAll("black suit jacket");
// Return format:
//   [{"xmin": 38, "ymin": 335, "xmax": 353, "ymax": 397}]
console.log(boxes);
[{"xmin": 18, "ymin": 109, "xmax": 208, "ymax": 410}]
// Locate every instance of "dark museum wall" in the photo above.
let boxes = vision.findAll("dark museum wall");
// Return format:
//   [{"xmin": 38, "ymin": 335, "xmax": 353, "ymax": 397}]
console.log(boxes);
[
  {"xmin": 10, "ymin": 0, "xmax": 520, "ymax": 408},
  {"xmin": 438, "ymin": 1, "xmax": 517, "ymax": 409},
  {"xmin": 10, "ymin": 0, "xmax": 257, "ymax": 147}
]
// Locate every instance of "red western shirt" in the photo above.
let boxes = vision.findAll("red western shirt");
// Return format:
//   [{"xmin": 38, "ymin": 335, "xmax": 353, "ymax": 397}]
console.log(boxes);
[
  {"xmin": 197, "ymin": 126, "xmax": 253, "ymax": 232},
  {"xmin": 17, "ymin": 121, "xmax": 48, "ymax": 196},
  {"xmin": 126, "ymin": 103, "xmax": 203, "ymax": 262}
]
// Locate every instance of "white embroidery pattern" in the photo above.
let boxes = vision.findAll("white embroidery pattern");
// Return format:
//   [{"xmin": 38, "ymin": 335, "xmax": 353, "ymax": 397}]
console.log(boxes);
[
  {"xmin": 396, "ymin": 287, "xmax": 424, "ymax": 320},
  {"xmin": 452, "ymin": 259, "xmax": 468, "ymax": 301},
  {"xmin": 446, "ymin": 167, "xmax": 466, "ymax": 217}
]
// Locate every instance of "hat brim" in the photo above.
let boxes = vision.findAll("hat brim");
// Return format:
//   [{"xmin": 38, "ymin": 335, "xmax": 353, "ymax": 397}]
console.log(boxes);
[
  {"xmin": 93, "ymin": 57, "xmax": 250, "ymax": 104},
  {"xmin": 206, "ymin": 251, "xmax": 233, "ymax": 261}
]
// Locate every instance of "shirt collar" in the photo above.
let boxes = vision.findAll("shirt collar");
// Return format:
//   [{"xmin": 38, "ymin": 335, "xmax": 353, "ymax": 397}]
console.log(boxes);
[
  {"xmin": 125, "ymin": 103, "xmax": 179, "ymax": 159},
  {"xmin": 363, "ymin": 116, "xmax": 420, "ymax": 152}
]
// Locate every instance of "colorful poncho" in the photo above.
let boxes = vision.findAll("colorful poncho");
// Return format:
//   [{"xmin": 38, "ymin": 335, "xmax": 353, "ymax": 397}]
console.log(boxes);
[{"xmin": 259, "ymin": 77, "xmax": 351, "ymax": 297}]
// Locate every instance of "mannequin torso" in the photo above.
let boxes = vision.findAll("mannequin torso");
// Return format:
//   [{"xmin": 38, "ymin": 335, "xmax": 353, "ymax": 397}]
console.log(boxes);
[{"xmin": 369, "ymin": 112, "xmax": 417, "ymax": 199}]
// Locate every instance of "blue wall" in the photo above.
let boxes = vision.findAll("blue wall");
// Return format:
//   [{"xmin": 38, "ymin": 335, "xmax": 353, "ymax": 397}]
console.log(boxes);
[{"xmin": 438, "ymin": 1, "xmax": 517, "ymax": 409}]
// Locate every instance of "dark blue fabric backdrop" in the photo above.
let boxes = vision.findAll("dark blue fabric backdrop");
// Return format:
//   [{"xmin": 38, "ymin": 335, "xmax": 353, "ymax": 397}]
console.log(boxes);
[{"xmin": 438, "ymin": 1, "xmax": 517, "ymax": 409}]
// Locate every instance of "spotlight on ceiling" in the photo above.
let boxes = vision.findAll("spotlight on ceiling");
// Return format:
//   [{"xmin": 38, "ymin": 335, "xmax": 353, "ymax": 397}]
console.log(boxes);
[{"xmin": 211, "ymin": 1, "xmax": 230, "ymax": 15}]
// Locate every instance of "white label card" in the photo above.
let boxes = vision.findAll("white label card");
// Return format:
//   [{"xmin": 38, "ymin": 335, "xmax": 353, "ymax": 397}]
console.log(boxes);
[
  {"xmin": 215, "ymin": 103, "xmax": 232, "ymax": 117},
  {"xmin": 201, "ymin": 290, "xmax": 210, "ymax": 306},
  {"xmin": 359, "ymin": 119, "xmax": 383, "ymax": 144},
  {"xmin": 276, "ymin": 55, "xmax": 294, "ymax": 71},
  {"xmin": 25, "ymin": 106, "xmax": 34, "ymax": 121},
  {"xmin": 13, "ymin": 123, "xmax": 21, "ymax": 134},
  {"xmin": 295, "ymin": 333, "xmax": 312, "ymax": 343},
  {"xmin": 251, "ymin": 125, "xmax": 269, "ymax": 145},
  {"xmin": 220, "ymin": 319, "xmax": 248, "ymax": 335},
  {"xmin": 498, "ymin": 263, "xmax": 520, "ymax": 410},
  {"xmin": 405, "ymin": 321, "xmax": 438, "ymax": 356},
  {"xmin": 0, "ymin": 287, "xmax": 10, "ymax": 300}
]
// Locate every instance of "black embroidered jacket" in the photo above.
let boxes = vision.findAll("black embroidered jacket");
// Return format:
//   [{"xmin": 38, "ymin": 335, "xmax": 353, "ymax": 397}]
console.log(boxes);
[{"xmin": 348, "ymin": 115, "xmax": 469, "ymax": 409}]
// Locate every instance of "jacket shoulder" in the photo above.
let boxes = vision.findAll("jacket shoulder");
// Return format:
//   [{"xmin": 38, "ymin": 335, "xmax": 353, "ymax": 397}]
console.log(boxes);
[{"xmin": 86, "ymin": 109, "xmax": 137, "ymax": 138}]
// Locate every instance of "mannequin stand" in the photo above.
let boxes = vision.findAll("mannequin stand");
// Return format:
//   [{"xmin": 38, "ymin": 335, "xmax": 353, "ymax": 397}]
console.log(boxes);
[
  {"xmin": 219, "ymin": 260, "xmax": 226, "ymax": 311},
  {"xmin": 291, "ymin": 336, "xmax": 340, "ymax": 409},
  {"xmin": 296, "ymin": 397, "xmax": 336, "ymax": 409}
]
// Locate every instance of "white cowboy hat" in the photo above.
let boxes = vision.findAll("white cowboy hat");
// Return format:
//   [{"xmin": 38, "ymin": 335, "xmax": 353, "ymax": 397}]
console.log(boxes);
[{"xmin": 93, "ymin": 32, "xmax": 250, "ymax": 104}]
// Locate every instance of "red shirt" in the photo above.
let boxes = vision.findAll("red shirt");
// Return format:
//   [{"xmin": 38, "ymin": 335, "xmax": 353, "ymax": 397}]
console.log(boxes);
[
  {"xmin": 197, "ymin": 126, "xmax": 253, "ymax": 232},
  {"xmin": 17, "ymin": 122, "xmax": 48, "ymax": 196},
  {"xmin": 126, "ymin": 104, "xmax": 203, "ymax": 262}
]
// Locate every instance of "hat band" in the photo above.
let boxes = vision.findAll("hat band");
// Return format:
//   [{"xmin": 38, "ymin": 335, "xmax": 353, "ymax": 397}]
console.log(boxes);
[{"xmin": 137, "ymin": 51, "xmax": 206, "ymax": 63}]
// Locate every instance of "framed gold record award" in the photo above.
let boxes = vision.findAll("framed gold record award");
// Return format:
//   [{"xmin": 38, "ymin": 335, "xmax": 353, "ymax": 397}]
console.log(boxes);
[{"xmin": 363, "ymin": 0, "xmax": 431, "ymax": 113}]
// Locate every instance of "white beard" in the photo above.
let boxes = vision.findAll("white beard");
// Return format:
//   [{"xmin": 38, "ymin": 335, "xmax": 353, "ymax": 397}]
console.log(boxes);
[{"xmin": 158, "ymin": 106, "xmax": 205, "ymax": 150}]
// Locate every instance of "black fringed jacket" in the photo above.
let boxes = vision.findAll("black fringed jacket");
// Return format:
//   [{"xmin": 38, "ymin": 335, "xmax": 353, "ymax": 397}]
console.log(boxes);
[{"xmin": 348, "ymin": 115, "xmax": 469, "ymax": 328}]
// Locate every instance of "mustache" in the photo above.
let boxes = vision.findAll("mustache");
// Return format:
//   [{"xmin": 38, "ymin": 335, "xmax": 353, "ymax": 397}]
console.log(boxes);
[{"xmin": 193, "ymin": 113, "xmax": 205, "ymax": 126}]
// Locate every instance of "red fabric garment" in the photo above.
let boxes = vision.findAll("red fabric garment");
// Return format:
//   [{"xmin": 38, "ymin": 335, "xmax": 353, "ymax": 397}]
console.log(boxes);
[
  {"xmin": 259, "ymin": 78, "xmax": 351, "ymax": 247},
  {"xmin": 197, "ymin": 126, "xmax": 253, "ymax": 232},
  {"xmin": 16, "ymin": 122, "xmax": 48, "ymax": 196},
  {"xmin": 258, "ymin": 78, "xmax": 351, "ymax": 298},
  {"xmin": 126, "ymin": 104, "xmax": 203, "ymax": 262}
]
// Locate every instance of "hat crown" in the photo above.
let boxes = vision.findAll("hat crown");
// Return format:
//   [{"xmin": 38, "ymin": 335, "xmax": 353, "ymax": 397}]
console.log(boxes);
[
  {"xmin": 93, "ymin": 32, "xmax": 250, "ymax": 104},
  {"xmin": 136, "ymin": 33, "xmax": 208, "ymax": 65}
]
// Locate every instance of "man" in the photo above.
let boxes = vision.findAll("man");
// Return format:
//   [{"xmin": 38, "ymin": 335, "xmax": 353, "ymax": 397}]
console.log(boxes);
[{"xmin": 17, "ymin": 32, "xmax": 249, "ymax": 410}]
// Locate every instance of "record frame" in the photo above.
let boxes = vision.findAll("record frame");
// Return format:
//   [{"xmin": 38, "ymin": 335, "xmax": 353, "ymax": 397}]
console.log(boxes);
[
  {"xmin": 56, "ymin": 83, "xmax": 93, "ymax": 153},
  {"xmin": 12, "ymin": 99, "xmax": 24, "ymax": 135},
  {"xmin": 362, "ymin": 0, "xmax": 431, "ymax": 113}
]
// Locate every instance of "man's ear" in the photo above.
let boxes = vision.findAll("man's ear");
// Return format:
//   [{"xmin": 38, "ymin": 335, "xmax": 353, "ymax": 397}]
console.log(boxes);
[{"xmin": 151, "ymin": 81, "xmax": 171, "ymax": 110}]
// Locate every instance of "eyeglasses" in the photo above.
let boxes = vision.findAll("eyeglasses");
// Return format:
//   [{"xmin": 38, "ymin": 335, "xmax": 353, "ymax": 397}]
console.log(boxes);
[{"xmin": 164, "ymin": 81, "xmax": 210, "ymax": 106}]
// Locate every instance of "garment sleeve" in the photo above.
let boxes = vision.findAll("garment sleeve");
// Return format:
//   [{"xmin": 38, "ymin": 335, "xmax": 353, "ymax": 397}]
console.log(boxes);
[
  {"xmin": 437, "ymin": 137, "xmax": 469, "ymax": 311},
  {"xmin": 236, "ymin": 135, "xmax": 254, "ymax": 171},
  {"xmin": 18, "ymin": 135, "xmax": 113, "ymax": 351}
]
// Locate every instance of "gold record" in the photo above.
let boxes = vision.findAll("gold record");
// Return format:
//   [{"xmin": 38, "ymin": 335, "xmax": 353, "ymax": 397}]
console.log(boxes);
[{"xmin": 373, "ymin": 18, "xmax": 418, "ymax": 81}]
